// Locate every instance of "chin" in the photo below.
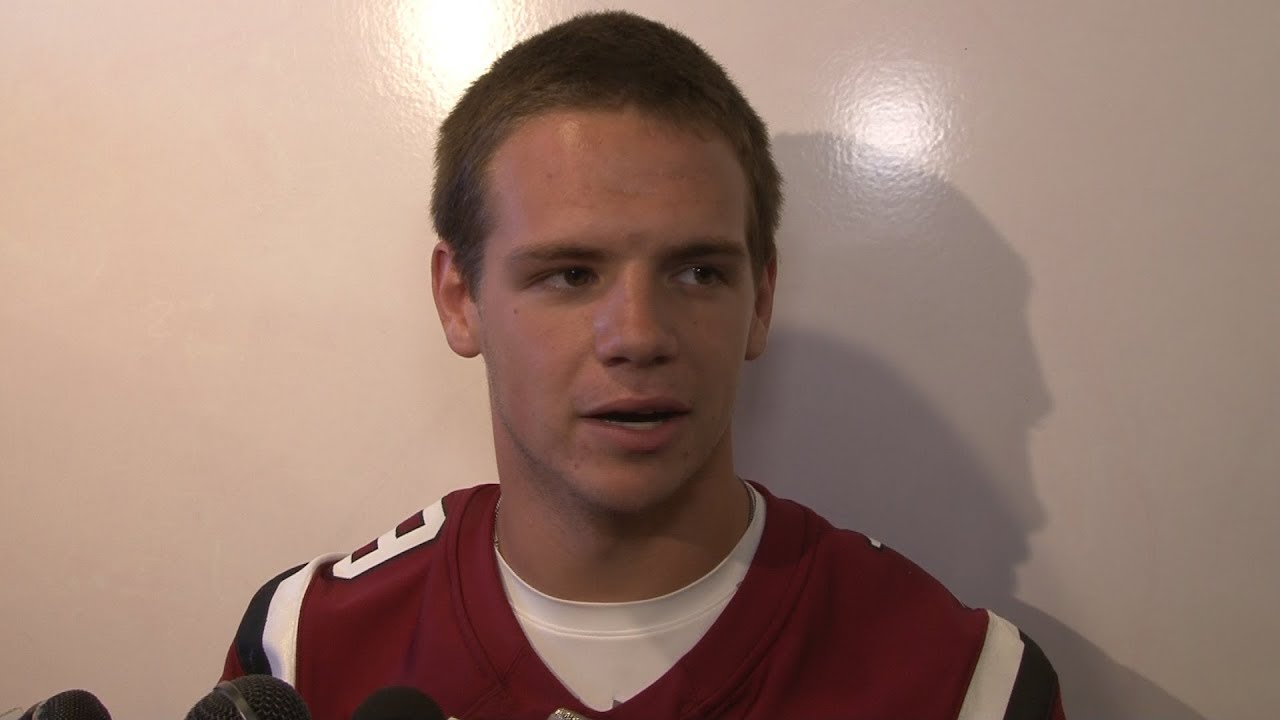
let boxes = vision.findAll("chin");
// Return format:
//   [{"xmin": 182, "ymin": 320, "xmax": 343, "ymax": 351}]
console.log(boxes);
[{"xmin": 564, "ymin": 459, "xmax": 708, "ymax": 516}]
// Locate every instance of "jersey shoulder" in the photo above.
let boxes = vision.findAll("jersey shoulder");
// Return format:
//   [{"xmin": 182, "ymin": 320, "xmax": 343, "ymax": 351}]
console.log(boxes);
[
  {"xmin": 222, "ymin": 485, "xmax": 488, "ymax": 685},
  {"xmin": 801, "ymin": 504, "xmax": 1063, "ymax": 720}
]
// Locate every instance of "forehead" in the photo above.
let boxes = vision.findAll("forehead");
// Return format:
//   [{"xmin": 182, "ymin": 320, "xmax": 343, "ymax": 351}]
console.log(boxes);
[{"xmin": 484, "ymin": 108, "xmax": 748, "ymax": 254}]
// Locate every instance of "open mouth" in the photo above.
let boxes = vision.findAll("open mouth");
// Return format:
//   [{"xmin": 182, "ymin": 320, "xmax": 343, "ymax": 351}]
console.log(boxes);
[{"xmin": 592, "ymin": 410, "xmax": 684, "ymax": 429}]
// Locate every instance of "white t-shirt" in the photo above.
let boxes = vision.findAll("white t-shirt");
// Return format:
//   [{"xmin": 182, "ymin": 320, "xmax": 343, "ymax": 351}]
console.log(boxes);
[{"xmin": 496, "ymin": 484, "xmax": 767, "ymax": 712}]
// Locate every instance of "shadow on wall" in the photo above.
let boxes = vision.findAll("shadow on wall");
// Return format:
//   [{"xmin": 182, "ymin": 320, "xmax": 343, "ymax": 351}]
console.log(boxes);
[{"xmin": 734, "ymin": 132, "xmax": 1203, "ymax": 720}]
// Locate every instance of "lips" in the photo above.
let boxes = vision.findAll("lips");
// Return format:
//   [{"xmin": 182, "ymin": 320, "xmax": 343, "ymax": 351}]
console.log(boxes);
[
  {"xmin": 580, "ymin": 399, "xmax": 690, "ymax": 453},
  {"xmin": 580, "ymin": 398, "xmax": 691, "ymax": 452},
  {"xmin": 583, "ymin": 398, "xmax": 690, "ymax": 424}
]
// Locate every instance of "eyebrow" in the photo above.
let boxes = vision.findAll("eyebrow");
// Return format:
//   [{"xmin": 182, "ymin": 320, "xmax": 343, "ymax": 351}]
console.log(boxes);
[
  {"xmin": 662, "ymin": 239, "xmax": 748, "ymax": 264},
  {"xmin": 505, "ymin": 237, "xmax": 747, "ymax": 268},
  {"xmin": 506, "ymin": 243, "xmax": 609, "ymax": 267}
]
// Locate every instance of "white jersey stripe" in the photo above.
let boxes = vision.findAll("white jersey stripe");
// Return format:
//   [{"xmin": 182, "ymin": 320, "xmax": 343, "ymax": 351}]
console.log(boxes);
[
  {"xmin": 956, "ymin": 610, "xmax": 1025, "ymax": 720},
  {"xmin": 262, "ymin": 553, "xmax": 344, "ymax": 685}
]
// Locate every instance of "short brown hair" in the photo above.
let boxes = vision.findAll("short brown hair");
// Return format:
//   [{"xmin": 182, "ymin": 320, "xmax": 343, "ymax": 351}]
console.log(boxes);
[{"xmin": 431, "ymin": 11, "xmax": 782, "ymax": 293}]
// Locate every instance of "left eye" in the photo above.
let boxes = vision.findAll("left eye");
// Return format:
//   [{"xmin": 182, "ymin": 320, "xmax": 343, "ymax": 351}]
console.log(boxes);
[{"xmin": 675, "ymin": 266, "xmax": 723, "ymax": 286}]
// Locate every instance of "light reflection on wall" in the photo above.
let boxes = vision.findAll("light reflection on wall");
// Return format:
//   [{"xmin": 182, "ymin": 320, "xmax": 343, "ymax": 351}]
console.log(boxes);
[
  {"xmin": 846, "ymin": 63, "xmax": 951, "ymax": 167},
  {"xmin": 395, "ymin": 0, "xmax": 514, "ymax": 114},
  {"xmin": 827, "ymin": 60, "xmax": 959, "ymax": 235}
]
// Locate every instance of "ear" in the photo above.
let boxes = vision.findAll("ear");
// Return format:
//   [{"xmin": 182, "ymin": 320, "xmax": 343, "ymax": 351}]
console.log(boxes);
[
  {"xmin": 745, "ymin": 255, "xmax": 777, "ymax": 361},
  {"xmin": 431, "ymin": 241, "xmax": 482, "ymax": 358}
]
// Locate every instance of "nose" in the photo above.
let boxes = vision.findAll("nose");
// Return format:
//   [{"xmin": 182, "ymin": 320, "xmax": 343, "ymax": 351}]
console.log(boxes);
[{"xmin": 592, "ymin": 271, "xmax": 678, "ymax": 367}]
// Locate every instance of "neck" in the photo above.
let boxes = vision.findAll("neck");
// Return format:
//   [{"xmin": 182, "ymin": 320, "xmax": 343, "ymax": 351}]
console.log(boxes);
[{"xmin": 494, "ymin": 471, "xmax": 753, "ymax": 603}]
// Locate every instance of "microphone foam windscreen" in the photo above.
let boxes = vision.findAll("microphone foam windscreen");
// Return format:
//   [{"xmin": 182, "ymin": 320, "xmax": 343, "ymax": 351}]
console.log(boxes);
[
  {"xmin": 351, "ymin": 687, "xmax": 444, "ymax": 720},
  {"xmin": 185, "ymin": 676, "xmax": 310, "ymax": 720},
  {"xmin": 184, "ymin": 692, "xmax": 240, "ymax": 720},
  {"xmin": 33, "ymin": 691, "xmax": 110, "ymax": 720}
]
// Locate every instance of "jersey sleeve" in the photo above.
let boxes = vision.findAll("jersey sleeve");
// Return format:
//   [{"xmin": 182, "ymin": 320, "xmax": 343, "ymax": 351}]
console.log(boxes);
[
  {"xmin": 218, "ymin": 555, "xmax": 344, "ymax": 684},
  {"xmin": 956, "ymin": 610, "xmax": 1065, "ymax": 720}
]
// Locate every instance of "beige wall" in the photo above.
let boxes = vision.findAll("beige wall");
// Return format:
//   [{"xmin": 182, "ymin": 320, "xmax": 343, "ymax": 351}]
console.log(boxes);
[{"xmin": 2, "ymin": 2, "xmax": 1275, "ymax": 718}]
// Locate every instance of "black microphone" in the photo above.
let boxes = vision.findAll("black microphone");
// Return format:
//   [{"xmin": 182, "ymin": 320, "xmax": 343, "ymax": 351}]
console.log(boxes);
[
  {"xmin": 185, "ymin": 676, "xmax": 310, "ymax": 720},
  {"xmin": 351, "ymin": 687, "xmax": 444, "ymax": 720},
  {"xmin": 15, "ymin": 690, "xmax": 110, "ymax": 720}
]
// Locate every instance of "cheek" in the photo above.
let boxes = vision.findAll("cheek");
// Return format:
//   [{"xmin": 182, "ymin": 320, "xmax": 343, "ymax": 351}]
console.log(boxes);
[
  {"xmin": 485, "ymin": 313, "xmax": 580, "ymax": 385},
  {"xmin": 687, "ymin": 303, "xmax": 753, "ymax": 351}
]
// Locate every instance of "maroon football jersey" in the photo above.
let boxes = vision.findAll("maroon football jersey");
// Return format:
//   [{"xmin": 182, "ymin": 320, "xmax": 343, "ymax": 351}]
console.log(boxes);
[{"xmin": 221, "ymin": 483, "xmax": 1064, "ymax": 719}]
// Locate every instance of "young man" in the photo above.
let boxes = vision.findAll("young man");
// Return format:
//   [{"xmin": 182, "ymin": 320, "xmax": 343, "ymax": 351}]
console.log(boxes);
[{"xmin": 221, "ymin": 12, "xmax": 1065, "ymax": 720}]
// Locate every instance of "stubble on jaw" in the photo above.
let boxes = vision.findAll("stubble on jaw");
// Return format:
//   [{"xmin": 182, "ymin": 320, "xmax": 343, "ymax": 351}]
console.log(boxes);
[{"xmin": 485, "ymin": 362, "xmax": 731, "ymax": 534}]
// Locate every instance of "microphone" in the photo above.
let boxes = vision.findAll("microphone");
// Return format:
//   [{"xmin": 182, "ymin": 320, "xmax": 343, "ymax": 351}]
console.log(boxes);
[
  {"xmin": 185, "ymin": 675, "xmax": 310, "ymax": 720},
  {"xmin": 351, "ymin": 687, "xmax": 445, "ymax": 720},
  {"xmin": 12, "ymin": 690, "xmax": 110, "ymax": 720}
]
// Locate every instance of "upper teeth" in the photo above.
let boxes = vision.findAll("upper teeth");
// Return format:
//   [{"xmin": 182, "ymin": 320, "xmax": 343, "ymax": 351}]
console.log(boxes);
[
  {"xmin": 605, "ymin": 411, "xmax": 669, "ymax": 421},
  {"xmin": 602, "ymin": 411, "xmax": 670, "ymax": 426},
  {"xmin": 606, "ymin": 417, "xmax": 663, "ymax": 424}
]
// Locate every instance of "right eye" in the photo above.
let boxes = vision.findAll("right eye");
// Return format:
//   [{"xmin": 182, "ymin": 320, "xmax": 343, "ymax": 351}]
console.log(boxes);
[{"xmin": 543, "ymin": 267, "xmax": 595, "ymax": 289}]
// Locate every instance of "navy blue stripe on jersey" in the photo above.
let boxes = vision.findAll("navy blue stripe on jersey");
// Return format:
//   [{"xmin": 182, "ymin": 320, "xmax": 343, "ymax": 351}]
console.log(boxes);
[
  {"xmin": 1002, "ymin": 631, "xmax": 1060, "ymax": 720},
  {"xmin": 234, "ymin": 563, "xmax": 305, "ymax": 676}
]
